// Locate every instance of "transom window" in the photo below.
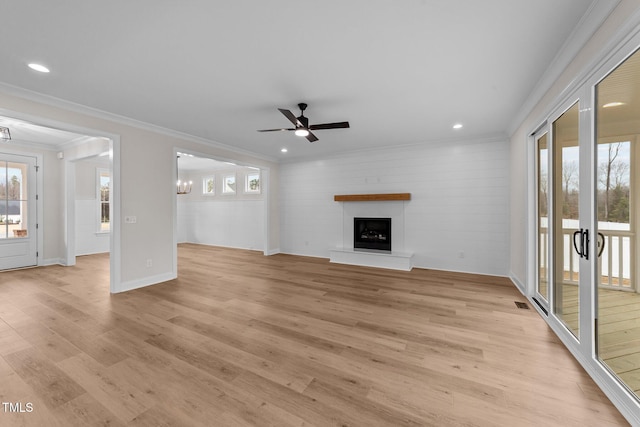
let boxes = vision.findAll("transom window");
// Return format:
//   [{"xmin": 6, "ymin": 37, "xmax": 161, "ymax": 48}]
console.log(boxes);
[
  {"xmin": 203, "ymin": 176, "xmax": 215, "ymax": 195},
  {"xmin": 245, "ymin": 171, "xmax": 260, "ymax": 193}
]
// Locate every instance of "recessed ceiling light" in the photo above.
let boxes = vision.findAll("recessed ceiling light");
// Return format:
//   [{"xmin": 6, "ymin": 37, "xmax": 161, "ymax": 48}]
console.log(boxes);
[
  {"xmin": 27, "ymin": 63, "xmax": 50, "ymax": 73},
  {"xmin": 453, "ymin": 123, "xmax": 463, "ymax": 129},
  {"xmin": 281, "ymin": 148, "xmax": 288, "ymax": 153},
  {"xmin": 603, "ymin": 102, "xmax": 625, "ymax": 108}
]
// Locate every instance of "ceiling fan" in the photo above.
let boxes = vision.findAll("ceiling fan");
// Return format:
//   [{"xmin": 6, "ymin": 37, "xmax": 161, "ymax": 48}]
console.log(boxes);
[{"xmin": 257, "ymin": 103, "xmax": 349, "ymax": 142}]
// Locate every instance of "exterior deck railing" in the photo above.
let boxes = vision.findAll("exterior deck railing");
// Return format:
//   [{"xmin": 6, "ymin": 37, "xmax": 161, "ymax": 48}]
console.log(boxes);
[{"xmin": 540, "ymin": 228, "xmax": 635, "ymax": 291}]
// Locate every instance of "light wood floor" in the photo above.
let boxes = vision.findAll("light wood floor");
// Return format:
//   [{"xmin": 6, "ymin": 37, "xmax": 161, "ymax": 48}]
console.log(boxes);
[{"xmin": 0, "ymin": 244, "xmax": 630, "ymax": 426}]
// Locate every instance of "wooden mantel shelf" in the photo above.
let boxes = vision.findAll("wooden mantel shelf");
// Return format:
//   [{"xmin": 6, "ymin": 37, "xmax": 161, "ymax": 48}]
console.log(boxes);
[{"xmin": 334, "ymin": 193, "xmax": 411, "ymax": 202}]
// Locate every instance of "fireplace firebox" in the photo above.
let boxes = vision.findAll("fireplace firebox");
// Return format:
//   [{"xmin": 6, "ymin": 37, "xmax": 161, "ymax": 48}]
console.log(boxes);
[{"xmin": 354, "ymin": 217, "xmax": 391, "ymax": 252}]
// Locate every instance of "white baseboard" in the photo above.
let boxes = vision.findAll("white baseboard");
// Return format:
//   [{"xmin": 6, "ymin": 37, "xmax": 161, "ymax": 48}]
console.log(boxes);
[
  {"xmin": 509, "ymin": 273, "xmax": 526, "ymax": 295},
  {"xmin": 113, "ymin": 271, "xmax": 176, "ymax": 294},
  {"xmin": 41, "ymin": 258, "xmax": 65, "ymax": 266}
]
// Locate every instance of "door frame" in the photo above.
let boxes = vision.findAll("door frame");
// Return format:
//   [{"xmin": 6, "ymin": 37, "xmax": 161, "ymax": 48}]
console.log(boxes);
[
  {"xmin": 530, "ymin": 125, "xmax": 551, "ymax": 313},
  {"xmin": 0, "ymin": 107, "xmax": 121, "ymax": 292},
  {"xmin": 526, "ymin": 29, "xmax": 640, "ymax": 425},
  {"xmin": 0, "ymin": 151, "xmax": 41, "ymax": 269},
  {"xmin": 172, "ymin": 147, "xmax": 271, "ymax": 265}
]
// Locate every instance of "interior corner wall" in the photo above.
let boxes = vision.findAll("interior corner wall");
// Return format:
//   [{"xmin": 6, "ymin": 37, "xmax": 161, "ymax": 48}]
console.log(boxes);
[
  {"xmin": 508, "ymin": 0, "xmax": 640, "ymax": 287},
  {"xmin": 279, "ymin": 138, "xmax": 510, "ymax": 277}
]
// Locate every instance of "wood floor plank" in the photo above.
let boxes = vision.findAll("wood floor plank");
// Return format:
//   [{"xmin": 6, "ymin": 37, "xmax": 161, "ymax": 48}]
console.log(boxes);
[
  {"xmin": 13, "ymin": 321, "xmax": 82, "ymax": 363},
  {"xmin": 19, "ymin": 303, "xmax": 128, "ymax": 367},
  {"xmin": 52, "ymin": 393, "xmax": 127, "ymax": 427},
  {"xmin": 3, "ymin": 347, "xmax": 86, "ymax": 409},
  {"xmin": 56, "ymin": 353, "xmax": 155, "ymax": 423},
  {"xmin": 0, "ymin": 244, "xmax": 631, "ymax": 426}
]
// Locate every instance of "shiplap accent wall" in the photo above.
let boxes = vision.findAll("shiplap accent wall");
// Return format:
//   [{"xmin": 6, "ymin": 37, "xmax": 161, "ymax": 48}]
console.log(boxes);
[{"xmin": 279, "ymin": 137, "xmax": 510, "ymax": 276}]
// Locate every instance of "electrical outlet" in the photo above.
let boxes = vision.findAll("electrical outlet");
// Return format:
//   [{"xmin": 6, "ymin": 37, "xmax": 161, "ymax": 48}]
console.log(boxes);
[
  {"xmin": 458, "ymin": 251, "xmax": 465, "ymax": 259},
  {"xmin": 125, "ymin": 216, "xmax": 137, "ymax": 224},
  {"xmin": 146, "ymin": 259, "xmax": 152, "ymax": 267}
]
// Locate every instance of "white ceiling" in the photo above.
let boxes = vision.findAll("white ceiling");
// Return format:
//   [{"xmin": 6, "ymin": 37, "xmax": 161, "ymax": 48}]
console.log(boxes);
[
  {"xmin": 0, "ymin": 116, "xmax": 90, "ymax": 147},
  {"xmin": 0, "ymin": 1, "xmax": 615, "ymax": 161}
]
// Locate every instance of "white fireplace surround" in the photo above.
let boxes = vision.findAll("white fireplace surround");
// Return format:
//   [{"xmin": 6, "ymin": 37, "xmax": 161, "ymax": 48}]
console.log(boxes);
[{"xmin": 330, "ymin": 199, "xmax": 413, "ymax": 270}]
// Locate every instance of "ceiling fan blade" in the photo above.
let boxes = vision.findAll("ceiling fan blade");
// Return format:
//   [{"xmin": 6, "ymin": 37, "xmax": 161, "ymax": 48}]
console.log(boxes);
[
  {"xmin": 278, "ymin": 108, "xmax": 302, "ymax": 127},
  {"xmin": 309, "ymin": 121, "xmax": 350, "ymax": 130},
  {"xmin": 306, "ymin": 132, "xmax": 319, "ymax": 142},
  {"xmin": 257, "ymin": 128, "xmax": 295, "ymax": 132}
]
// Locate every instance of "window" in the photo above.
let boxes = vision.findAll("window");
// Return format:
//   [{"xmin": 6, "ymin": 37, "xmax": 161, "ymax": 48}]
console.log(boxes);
[
  {"xmin": 245, "ymin": 170, "xmax": 261, "ymax": 193},
  {"xmin": 97, "ymin": 168, "xmax": 110, "ymax": 232},
  {"xmin": 223, "ymin": 174, "xmax": 236, "ymax": 194},
  {"xmin": 0, "ymin": 160, "xmax": 28, "ymax": 239},
  {"xmin": 203, "ymin": 176, "xmax": 215, "ymax": 195}
]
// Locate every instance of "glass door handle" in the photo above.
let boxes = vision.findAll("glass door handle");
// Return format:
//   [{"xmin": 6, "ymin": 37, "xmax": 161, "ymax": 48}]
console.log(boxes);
[
  {"xmin": 573, "ymin": 230, "xmax": 584, "ymax": 258},
  {"xmin": 597, "ymin": 232, "xmax": 606, "ymax": 258},
  {"xmin": 572, "ymin": 228, "xmax": 590, "ymax": 259},
  {"xmin": 583, "ymin": 229, "xmax": 589, "ymax": 260}
]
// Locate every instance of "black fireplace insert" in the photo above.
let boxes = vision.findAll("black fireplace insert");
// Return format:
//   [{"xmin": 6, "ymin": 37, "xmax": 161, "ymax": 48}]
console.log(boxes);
[{"xmin": 354, "ymin": 217, "xmax": 391, "ymax": 252}]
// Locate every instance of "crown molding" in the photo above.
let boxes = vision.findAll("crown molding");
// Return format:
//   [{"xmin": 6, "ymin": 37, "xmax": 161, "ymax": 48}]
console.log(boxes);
[
  {"xmin": 0, "ymin": 82, "xmax": 277, "ymax": 163},
  {"xmin": 279, "ymin": 132, "xmax": 508, "ymax": 165}
]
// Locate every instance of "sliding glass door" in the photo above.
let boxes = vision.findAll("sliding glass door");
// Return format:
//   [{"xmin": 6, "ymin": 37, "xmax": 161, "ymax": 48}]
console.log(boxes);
[
  {"xmin": 552, "ymin": 102, "xmax": 582, "ymax": 339},
  {"xmin": 530, "ymin": 31, "xmax": 640, "ymax": 424},
  {"xmin": 536, "ymin": 132, "xmax": 550, "ymax": 306},
  {"xmin": 595, "ymin": 47, "xmax": 640, "ymax": 401}
]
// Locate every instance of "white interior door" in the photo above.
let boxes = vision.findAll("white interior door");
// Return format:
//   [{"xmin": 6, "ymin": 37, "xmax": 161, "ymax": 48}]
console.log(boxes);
[{"xmin": 0, "ymin": 153, "xmax": 37, "ymax": 269}]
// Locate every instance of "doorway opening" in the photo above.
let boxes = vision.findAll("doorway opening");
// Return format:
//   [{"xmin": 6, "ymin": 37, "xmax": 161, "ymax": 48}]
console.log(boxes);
[
  {"xmin": 175, "ymin": 151, "xmax": 267, "ymax": 254},
  {"xmin": 0, "ymin": 113, "xmax": 118, "ymax": 292}
]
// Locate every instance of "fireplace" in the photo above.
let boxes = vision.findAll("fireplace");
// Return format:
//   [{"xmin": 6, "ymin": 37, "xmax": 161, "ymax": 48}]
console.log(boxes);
[{"xmin": 354, "ymin": 217, "xmax": 391, "ymax": 252}]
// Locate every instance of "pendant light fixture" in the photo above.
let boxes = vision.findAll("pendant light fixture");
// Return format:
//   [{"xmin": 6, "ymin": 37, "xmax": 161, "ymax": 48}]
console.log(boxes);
[
  {"xmin": 176, "ymin": 155, "xmax": 192, "ymax": 195},
  {"xmin": 0, "ymin": 126, "xmax": 11, "ymax": 141}
]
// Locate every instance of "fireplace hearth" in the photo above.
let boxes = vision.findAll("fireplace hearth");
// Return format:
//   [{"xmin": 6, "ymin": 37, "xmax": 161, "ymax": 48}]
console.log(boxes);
[{"xmin": 354, "ymin": 217, "xmax": 391, "ymax": 252}]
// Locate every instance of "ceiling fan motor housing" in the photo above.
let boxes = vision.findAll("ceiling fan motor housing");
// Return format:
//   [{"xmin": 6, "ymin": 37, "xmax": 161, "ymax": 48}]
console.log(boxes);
[{"xmin": 297, "ymin": 115, "xmax": 309, "ymax": 129}]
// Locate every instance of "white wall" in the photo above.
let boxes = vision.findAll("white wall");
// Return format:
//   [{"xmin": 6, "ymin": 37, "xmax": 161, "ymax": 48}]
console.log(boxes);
[
  {"xmin": 177, "ymin": 166, "xmax": 264, "ymax": 251},
  {"xmin": 280, "ymin": 137, "xmax": 510, "ymax": 276}
]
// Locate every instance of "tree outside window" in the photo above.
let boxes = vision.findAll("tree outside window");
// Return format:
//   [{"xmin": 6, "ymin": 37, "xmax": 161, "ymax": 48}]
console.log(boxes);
[
  {"xmin": 203, "ymin": 176, "xmax": 215, "ymax": 195},
  {"xmin": 245, "ymin": 171, "xmax": 260, "ymax": 193}
]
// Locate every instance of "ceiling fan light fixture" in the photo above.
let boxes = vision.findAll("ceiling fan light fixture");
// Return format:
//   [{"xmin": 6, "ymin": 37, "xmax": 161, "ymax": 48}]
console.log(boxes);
[
  {"xmin": 28, "ymin": 63, "xmax": 50, "ymax": 73},
  {"xmin": 295, "ymin": 128, "xmax": 310, "ymax": 137}
]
